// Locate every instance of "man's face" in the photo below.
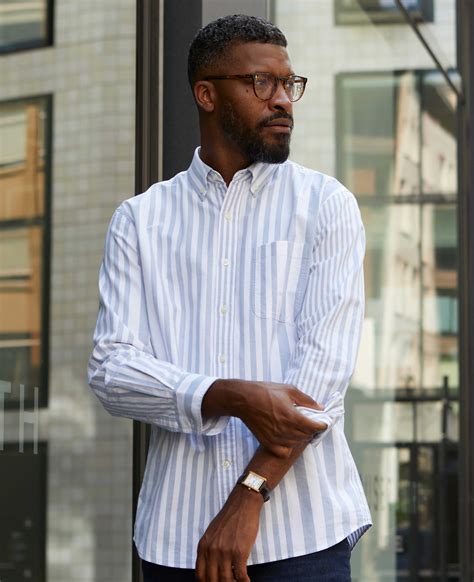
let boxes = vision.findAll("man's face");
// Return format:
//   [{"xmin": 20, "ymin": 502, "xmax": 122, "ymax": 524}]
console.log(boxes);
[{"xmin": 212, "ymin": 42, "xmax": 295, "ymax": 164}]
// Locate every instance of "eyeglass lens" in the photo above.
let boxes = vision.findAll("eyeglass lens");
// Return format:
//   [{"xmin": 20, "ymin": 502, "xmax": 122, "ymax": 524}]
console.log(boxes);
[{"xmin": 254, "ymin": 73, "xmax": 305, "ymax": 102}]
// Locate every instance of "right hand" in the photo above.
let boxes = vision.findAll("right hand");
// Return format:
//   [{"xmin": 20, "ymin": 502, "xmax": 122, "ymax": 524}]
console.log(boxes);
[
  {"xmin": 206, "ymin": 379, "xmax": 327, "ymax": 458},
  {"xmin": 238, "ymin": 381, "xmax": 327, "ymax": 457}
]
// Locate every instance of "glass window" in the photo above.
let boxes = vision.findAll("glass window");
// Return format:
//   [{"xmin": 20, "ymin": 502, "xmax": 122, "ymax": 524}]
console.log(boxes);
[
  {"xmin": 0, "ymin": 97, "xmax": 50, "ymax": 408},
  {"xmin": 273, "ymin": 0, "xmax": 460, "ymax": 578},
  {"xmin": 0, "ymin": 0, "xmax": 52, "ymax": 54},
  {"xmin": 1, "ymin": 1, "xmax": 136, "ymax": 579},
  {"xmin": 335, "ymin": 0, "xmax": 434, "ymax": 25}
]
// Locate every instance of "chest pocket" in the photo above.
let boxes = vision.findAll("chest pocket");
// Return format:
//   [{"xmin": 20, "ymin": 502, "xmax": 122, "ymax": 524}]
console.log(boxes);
[{"xmin": 251, "ymin": 241, "xmax": 311, "ymax": 325}]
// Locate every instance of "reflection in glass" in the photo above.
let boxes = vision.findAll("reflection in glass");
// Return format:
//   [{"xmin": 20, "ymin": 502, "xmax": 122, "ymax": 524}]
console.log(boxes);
[
  {"xmin": 251, "ymin": 0, "xmax": 461, "ymax": 578},
  {"xmin": 335, "ymin": 0, "xmax": 434, "ymax": 25},
  {"xmin": 0, "ymin": 0, "xmax": 50, "ymax": 53},
  {"xmin": 359, "ymin": 203, "xmax": 422, "ymax": 390},
  {"xmin": 338, "ymin": 70, "xmax": 459, "ymax": 580},
  {"xmin": 340, "ymin": 72, "xmax": 459, "ymax": 395},
  {"xmin": 338, "ymin": 72, "xmax": 424, "ymax": 199},
  {"xmin": 421, "ymin": 71, "xmax": 457, "ymax": 197},
  {"xmin": 0, "ymin": 98, "xmax": 48, "ymax": 403}
]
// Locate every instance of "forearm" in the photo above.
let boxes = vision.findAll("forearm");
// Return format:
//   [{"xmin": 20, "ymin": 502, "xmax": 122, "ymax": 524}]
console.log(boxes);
[
  {"xmin": 243, "ymin": 442, "xmax": 307, "ymax": 495},
  {"xmin": 201, "ymin": 378, "xmax": 247, "ymax": 417}
]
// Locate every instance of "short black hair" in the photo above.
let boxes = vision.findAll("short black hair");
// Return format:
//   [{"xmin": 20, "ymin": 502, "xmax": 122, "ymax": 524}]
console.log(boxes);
[{"xmin": 187, "ymin": 14, "xmax": 287, "ymax": 87}]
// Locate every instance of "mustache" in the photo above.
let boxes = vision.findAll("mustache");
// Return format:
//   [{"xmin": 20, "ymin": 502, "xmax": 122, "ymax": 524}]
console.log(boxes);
[{"xmin": 258, "ymin": 113, "xmax": 294, "ymax": 129}]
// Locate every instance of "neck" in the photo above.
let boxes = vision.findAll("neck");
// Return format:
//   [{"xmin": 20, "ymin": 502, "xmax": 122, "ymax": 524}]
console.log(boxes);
[{"xmin": 199, "ymin": 128, "xmax": 251, "ymax": 187}]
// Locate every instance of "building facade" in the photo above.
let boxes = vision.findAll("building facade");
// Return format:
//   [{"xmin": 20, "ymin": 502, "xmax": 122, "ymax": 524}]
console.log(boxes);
[{"xmin": 1, "ymin": 1, "xmax": 474, "ymax": 581}]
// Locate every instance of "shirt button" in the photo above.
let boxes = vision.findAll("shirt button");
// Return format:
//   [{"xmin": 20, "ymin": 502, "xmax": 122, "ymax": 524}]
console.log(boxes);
[
  {"xmin": 222, "ymin": 459, "xmax": 232, "ymax": 469},
  {"xmin": 222, "ymin": 258, "xmax": 230, "ymax": 267},
  {"xmin": 220, "ymin": 304, "xmax": 228, "ymax": 315},
  {"xmin": 218, "ymin": 354, "xmax": 226, "ymax": 364},
  {"xmin": 224, "ymin": 212, "xmax": 232, "ymax": 222}
]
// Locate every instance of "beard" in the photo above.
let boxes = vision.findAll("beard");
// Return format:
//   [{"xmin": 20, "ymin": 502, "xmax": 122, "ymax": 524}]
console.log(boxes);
[{"xmin": 219, "ymin": 101, "xmax": 291, "ymax": 164}]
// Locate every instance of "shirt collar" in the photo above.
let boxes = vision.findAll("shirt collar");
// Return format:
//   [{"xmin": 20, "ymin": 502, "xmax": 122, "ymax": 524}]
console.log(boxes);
[{"xmin": 188, "ymin": 147, "xmax": 281, "ymax": 201}]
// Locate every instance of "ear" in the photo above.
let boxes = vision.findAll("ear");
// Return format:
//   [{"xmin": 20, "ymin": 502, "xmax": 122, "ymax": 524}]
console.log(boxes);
[{"xmin": 193, "ymin": 80, "xmax": 216, "ymax": 113}]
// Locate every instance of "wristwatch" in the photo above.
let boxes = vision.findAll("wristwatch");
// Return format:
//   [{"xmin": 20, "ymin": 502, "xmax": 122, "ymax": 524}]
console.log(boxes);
[{"xmin": 237, "ymin": 470, "xmax": 270, "ymax": 502}]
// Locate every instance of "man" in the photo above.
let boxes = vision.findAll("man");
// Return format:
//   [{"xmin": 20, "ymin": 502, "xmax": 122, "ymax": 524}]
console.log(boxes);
[{"xmin": 88, "ymin": 14, "xmax": 371, "ymax": 582}]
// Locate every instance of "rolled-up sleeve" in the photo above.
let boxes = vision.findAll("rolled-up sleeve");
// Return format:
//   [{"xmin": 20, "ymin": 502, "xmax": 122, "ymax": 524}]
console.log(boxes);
[
  {"xmin": 87, "ymin": 206, "xmax": 229, "ymax": 435},
  {"xmin": 283, "ymin": 186, "xmax": 365, "ymax": 447}
]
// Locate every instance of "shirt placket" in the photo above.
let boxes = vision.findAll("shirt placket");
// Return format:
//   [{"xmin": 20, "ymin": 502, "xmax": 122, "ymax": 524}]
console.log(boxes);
[{"xmin": 213, "ymin": 177, "xmax": 243, "ymax": 507}]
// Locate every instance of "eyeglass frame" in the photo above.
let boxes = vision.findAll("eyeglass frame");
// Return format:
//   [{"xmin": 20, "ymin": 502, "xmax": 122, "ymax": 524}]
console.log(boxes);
[{"xmin": 201, "ymin": 72, "xmax": 308, "ymax": 102}]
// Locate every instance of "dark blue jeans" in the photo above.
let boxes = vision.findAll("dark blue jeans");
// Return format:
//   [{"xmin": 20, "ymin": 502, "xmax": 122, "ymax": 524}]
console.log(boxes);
[{"xmin": 141, "ymin": 538, "xmax": 351, "ymax": 581}]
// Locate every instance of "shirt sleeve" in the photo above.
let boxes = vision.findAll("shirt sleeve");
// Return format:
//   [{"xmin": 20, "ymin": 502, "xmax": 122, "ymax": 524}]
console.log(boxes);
[
  {"xmin": 283, "ymin": 185, "xmax": 366, "ymax": 447},
  {"xmin": 87, "ymin": 206, "xmax": 229, "ymax": 435}
]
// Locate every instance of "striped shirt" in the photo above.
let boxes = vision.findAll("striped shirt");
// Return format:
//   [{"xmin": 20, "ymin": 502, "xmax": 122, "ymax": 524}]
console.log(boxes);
[{"xmin": 88, "ymin": 147, "xmax": 372, "ymax": 568}]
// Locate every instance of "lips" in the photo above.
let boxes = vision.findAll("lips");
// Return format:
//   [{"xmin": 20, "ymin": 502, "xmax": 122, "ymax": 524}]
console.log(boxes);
[
  {"xmin": 265, "ymin": 119, "xmax": 293, "ymax": 129},
  {"xmin": 263, "ymin": 119, "xmax": 293, "ymax": 135}
]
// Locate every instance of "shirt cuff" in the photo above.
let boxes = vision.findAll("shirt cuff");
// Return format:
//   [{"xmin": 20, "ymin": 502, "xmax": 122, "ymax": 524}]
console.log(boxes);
[
  {"xmin": 175, "ymin": 373, "xmax": 230, "ymax": 435},
  {"xmin": 294, "ymin": 392, "xmax": 345, "ymax": 447}
]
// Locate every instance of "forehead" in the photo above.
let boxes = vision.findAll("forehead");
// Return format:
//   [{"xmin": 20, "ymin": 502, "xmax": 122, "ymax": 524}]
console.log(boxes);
[{"xmin": 225, "ymin": 42, "xmax": 293, "ymax": 74}]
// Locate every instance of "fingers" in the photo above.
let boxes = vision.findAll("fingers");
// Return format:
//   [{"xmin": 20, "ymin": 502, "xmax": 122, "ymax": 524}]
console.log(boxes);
[
  {"xmin": 218, "ymin": 559, "xmax": 234, "ymax": 582},
  {"xmin": 313, "ymin": 421, "xmax": 328, "ymax": 432},
  {"xmin": 290, "ymin": 388, "xmax": 324, "ymax": 410},
  {"xmin": 202, "ymin": 551, "xmax": 217, "ymax": 582},
  {"xmin": 233, "ymin": 561, "xmax": 251, "ymax": 582},
  {"xmin": 288, "ymin": 410, "xmax": 327, "ymax": 438},
  {"xmin": 258, "ymin": 418, "xmax": 323, "ymax": 453},
  {"xmin": 196, "ymin": 550, "xmax": 250, "ymax": 582},
  {"xmin": 195, "ymin": 550, "xmax": 206, "ymax": 582}
]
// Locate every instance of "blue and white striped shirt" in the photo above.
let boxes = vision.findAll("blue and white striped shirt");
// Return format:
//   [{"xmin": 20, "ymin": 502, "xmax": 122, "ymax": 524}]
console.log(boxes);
[{"xmin": 88, "ymin": 147, "xmax": 372, "ymax": 568}]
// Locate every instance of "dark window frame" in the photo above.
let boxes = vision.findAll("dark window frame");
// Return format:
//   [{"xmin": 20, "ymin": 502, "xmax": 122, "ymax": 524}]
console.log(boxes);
[
  {"xmin": 0, "ymin": 94, "xmax": 53, "ymax": 410},
  {"xmin": 133, "ymin": 2, "xmax": 202, "ymax": 580},
  {"xmin": 0, "ymin": 441, "xmax": 47, "ymax": 582},
  {"xmin": 457, "ymin": 0, "xmax": 474, "ymax": 578},
  {"xmin": 0, "ymin": 0, "xmax": 54, "ymax": 55}
]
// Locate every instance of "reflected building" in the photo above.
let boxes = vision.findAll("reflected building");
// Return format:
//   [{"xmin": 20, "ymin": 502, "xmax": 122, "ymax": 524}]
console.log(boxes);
[
  {"xmin": 0, "ymin": 99, "xmax": 47, "ymax": 400},
  {"xmin": 0, "ymin": 2, "xmax": 136, "ymax": 582},
  {"xmin": 272, "ymin": 1, "xmax": 460, "ymax": 578}
]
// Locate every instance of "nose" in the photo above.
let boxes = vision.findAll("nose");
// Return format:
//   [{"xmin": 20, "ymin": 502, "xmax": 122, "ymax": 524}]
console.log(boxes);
[{"xmin": 268, "ymin": 80, "xmax": 293, "ymax": 114}]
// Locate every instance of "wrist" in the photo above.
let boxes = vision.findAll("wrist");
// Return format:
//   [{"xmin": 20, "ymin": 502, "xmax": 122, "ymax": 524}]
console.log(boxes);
[
  {"xmin": 237, "ymin": 470, "xmax": 271, "ymax": 502},
  {"xmin": 202, "ymin": 378, "xmax": 250, "ymax": 418},
  {"xmin": 228, "ymin": 483, "xmax": 265, "ymax": 510}
]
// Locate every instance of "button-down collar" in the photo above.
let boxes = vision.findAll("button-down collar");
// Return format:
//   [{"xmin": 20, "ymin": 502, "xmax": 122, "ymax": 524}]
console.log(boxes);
[{"xmin": 189, "ymin": 147, "xmax": 281, "ymax": 201}]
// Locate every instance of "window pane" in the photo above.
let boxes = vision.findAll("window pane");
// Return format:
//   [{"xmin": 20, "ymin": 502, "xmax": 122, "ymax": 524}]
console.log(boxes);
[
  {"xmin": 1, "ymin": 1, "xmax": 136, "ymax": 579},
  {"xmin": 422, "ymin": 71, "xmax": 458, "ymax": 196},
  {"xmin": 335, "ymin": 0, "xmax": 434, "ymax": 24},
  {"xmin": 274, "ymin": 0, "xmax": 460, "ymax": 578},
  {"xmin": 0, "ymin": 99, "xmax": 48, "ymax": 407},
  {"xmin": 0, "ymin": 0, "xmax": 50, "ymax": 53},
  {"xmin": 339, "ymin": 74, "xmax": 412, "ymax": 198}
]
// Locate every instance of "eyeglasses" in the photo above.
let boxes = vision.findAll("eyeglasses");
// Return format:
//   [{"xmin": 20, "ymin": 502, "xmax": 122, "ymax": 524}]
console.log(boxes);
[{"xmin": 203, "ymin": 72, "xmax": 308, "ymax": 102}]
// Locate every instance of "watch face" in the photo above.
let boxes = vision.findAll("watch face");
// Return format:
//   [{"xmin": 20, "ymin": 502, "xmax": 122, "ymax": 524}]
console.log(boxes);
[{"xmin": 243, "ymin": 472, "xmax": 265, "ymax": 491}]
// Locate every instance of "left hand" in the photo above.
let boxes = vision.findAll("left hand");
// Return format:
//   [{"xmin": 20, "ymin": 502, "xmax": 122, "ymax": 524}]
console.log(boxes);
[{"xmin": 195, "ymin": 486, "xmax": 263, "ymax": 582}]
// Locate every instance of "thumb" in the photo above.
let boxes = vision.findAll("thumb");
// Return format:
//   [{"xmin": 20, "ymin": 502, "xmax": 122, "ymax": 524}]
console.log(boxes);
[{"xmin": 292, "ymin": 389, "xmax": 324, "ymax": 411}]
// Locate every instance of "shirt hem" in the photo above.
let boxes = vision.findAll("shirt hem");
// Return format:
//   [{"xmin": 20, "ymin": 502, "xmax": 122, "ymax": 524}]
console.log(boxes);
[{"xmin": 133, "ymin": 518, "xmax": 373, "ymax": 569}]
